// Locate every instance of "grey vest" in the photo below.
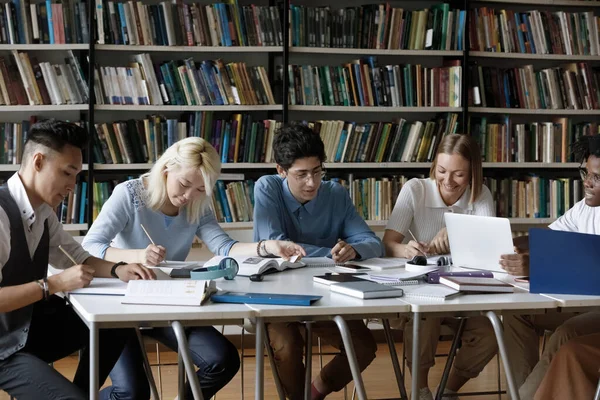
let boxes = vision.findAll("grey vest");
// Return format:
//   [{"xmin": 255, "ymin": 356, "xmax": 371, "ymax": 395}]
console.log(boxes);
[{"xmin": 0, "ymin": 187, "xmax": 49, "ymax": 360}]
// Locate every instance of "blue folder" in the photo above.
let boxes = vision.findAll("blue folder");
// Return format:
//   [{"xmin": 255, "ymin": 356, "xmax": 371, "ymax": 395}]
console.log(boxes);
[
  {"xmin": 211, "ymin": 291, "xmax": 322, "ymax": 306},
  {"xmin": 529, "ymin": 228, "xmax": 600, "ymax": 295}
]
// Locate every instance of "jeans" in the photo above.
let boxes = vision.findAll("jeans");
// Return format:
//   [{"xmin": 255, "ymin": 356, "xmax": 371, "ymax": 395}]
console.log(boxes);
[
  {"xmin": 0, "ymin": 295, "xmax": 132, "ymax": 400},
  {"xmin": 100, "ymin": 326, "xmax": 240, "ymax": 400}
]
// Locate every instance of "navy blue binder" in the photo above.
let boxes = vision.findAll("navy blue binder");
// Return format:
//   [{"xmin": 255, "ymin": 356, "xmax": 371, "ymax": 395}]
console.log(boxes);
[
  {"xmin": 529, "ymin": 228, "xmax": 600, "ymax": 295},
  {"xmin": 211, "ymin": 291, "xmax": 322, "ymax": 306}
]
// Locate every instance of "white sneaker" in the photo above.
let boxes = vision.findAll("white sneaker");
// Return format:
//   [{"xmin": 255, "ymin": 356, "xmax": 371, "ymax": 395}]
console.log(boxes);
[{"xmin": 417, "ymin": 387, "xmax": 434, "ymax": 400}]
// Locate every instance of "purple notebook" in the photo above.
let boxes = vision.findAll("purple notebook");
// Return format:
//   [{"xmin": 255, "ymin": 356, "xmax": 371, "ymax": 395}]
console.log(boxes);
[{"xmin": 428, "ymin": 270, "xmax": 494, "ymax": 284}]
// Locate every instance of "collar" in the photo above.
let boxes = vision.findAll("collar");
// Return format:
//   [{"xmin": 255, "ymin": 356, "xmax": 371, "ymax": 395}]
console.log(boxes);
[
  {"xmin": 7, "ymin": 173, "xmax": 52, "ymax": 228},
  {"xmin": 424, "ymin": 178, "xmax": 473, "ymax": 211},
  {"xmin": 282, "ymin": 178, "xmax": 319, "ymax": 215}
]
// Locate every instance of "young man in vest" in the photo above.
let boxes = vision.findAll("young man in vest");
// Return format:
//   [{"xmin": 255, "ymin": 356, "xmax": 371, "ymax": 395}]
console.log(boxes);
[
  {"xmin": 0, "ymin": 119, "xmax": 155, "ymax": 399},
  {"xmin": 499, "ymin": 134, "xmax": 600, "ymax": 400},
  {"xmin": 253, "ymin": 123, "xmax": 384, "ymax": 400}
]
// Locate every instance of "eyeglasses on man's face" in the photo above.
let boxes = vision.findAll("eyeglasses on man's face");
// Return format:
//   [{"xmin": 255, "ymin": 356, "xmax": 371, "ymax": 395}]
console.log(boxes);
[
  {"xmin": 287, "ymin": 168, "xmax": 326, "ymax": 183},
  {"xmin": 579, "ymin": 167, "xmax": 600, "ymax": 187}
]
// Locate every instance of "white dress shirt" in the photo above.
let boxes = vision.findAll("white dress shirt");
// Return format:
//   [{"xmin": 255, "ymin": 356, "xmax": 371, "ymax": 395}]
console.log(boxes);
[{"xmin": 0, "ymin": 173, "xmax": 90, "ymax": 283}]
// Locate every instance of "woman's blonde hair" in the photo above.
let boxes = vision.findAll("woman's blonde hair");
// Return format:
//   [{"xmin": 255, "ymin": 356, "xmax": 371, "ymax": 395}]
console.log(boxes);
[
  {"xmin": 142, "ymin": 137, "xmax": 221, "ymax": 224},
  {"xmin": 429, "ymin": 134, "xmax": 483, "ymax": 204}
]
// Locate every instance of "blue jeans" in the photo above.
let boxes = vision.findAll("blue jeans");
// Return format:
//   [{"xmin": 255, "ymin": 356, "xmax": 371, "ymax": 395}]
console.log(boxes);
[{"xmin": 100, "ymin": 326, "xmax": 240, "ymax": 400}]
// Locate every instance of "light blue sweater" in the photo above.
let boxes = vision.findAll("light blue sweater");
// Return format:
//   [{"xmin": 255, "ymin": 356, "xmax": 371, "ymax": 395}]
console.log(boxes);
[{"xmin": 82, "ymin": 178, "xmax": 237, "ymax": 261}]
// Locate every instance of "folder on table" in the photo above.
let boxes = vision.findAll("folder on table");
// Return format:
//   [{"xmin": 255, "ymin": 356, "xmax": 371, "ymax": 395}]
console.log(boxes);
[
  {"xmin": 211, "ymin": 291, "xmax": 322, "ymax": 306},
  {"xmin": 529, "ymin": 228, "xmax": 600, "ymax": 296}
]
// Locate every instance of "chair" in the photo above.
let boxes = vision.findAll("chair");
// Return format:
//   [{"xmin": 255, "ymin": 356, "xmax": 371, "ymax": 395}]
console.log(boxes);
[{"xmin": 594, "ymin": 373, "xmax": 600, "ymax": 400}]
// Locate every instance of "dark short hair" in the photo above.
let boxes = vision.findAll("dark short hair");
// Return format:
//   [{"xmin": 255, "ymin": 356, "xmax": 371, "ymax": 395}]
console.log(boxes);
[
  {"xmin": 273, "ymin": 123, "xmax": 326, "ymax": 170},
  {"xmin": 24, "ymin": 119, "xmax": 88, "ymax": 154},
  {"xmin": 572, "ymin": 134, "xmax": 600, "ymax": 163}
]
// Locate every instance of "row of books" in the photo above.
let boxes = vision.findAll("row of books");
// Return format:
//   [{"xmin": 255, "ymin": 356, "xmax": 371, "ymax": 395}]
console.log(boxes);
[
  {"xmin": 470, "ymin": 117, "xmax": 599, "ymax": 163},
  {"xmin": 290, "ymin": 3, "xmax": 466, "ymax": 51},
  {"xmin": 301, "ymin": 113, "xmax": 460, "ymax": 164},
  {"xmin": 92, "ymin": 114, "xmax": 281, "ymax": 165},
  {"xmin": 471, "ymin": 8, "xmax": 600, "ymax": 56},
  {"xmin": 99, "ymin": 0, "xmax": 282, "ymax": 47},
  {"xmin": 94, "ymin": 54, "xmax": 275, "ymax": 106},
  {"xmin": 2, "ymin": 0, "xmax": 89, "ymax": 44},
  {"xmin": 212, "ymin": 179, "xmax": 254, "ymax": 223},
  {"xmin": 470, "ymin": 63, "xmax": 600, "ymax": 110},
  {"xmin": 288, "ymin": 59, "xmax": 462, "ymax": 107},
  {"xmin": 485, "ymin": 177, "xmax": 583, "ymax": 219},
  {"xmin": 4, "ymin": 50, "xmax": 88, "ymax": 106},
  {"xmin": 57, "ymin": 180, "xmax": 88, "ymax": 224}
]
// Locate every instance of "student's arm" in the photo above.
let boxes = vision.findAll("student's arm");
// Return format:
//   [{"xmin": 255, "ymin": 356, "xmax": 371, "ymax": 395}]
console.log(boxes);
[
  {"xmin": 82, "ymin": 183, "xmax": 161, "ymax": 264},
  {"xmin": 382, "ymin": 180, "xmax": 428, "ymax": 258},
  {"xmin": 48, "ymin": 212, "xmax": 155, "ymax": 282},
  {"xmin": 253, "ymin": 179, "xmax": 332, "ymax": 257},
  {"xmin": 338, "ymin": 188, "xmax": 384, "ymax": 260}
]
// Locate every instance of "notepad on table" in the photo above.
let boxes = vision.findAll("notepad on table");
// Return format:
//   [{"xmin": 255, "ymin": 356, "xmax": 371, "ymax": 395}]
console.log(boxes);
[
  {"xmin": 361, "ymin": 270, "xmax": 433, "ymax": 286},
  {"xmin": 439, "ymin": 276, "xmax": 514, "ymax": 293},
  {"xmin": 121, "ymin": 280, "xmax": 217, "ymax": 306},
  {"xmin": 330, "ymin": 281, "xmax": 404, "ymax": 299},
  {"xmin": 403, "ymin": 285, "xmax": 461, "ymax": 300},
  {"xmin": 68, "ymin": 278, "xmax": 128, "ymax": 296}
]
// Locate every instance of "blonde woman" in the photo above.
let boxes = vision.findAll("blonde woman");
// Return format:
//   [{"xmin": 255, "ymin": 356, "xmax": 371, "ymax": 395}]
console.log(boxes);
[
  {"xmin": 83, "ymin": 137, "xmax": 305, "ymax": 400},
  {"xmin": 383, "ymin": 134, "xmax": 497, "ymax": 400}
]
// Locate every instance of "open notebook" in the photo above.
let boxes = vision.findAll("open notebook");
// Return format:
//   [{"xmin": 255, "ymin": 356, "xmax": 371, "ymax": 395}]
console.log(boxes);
[{"xmin": 122, "ymin": 280, "xmax": 217, "ymax": 306}]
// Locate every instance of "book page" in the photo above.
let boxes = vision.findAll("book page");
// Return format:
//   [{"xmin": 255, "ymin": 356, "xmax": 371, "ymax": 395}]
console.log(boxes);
[{"xmin": 125, "ymin": 280, "xmax": 206, "ymax": 298}]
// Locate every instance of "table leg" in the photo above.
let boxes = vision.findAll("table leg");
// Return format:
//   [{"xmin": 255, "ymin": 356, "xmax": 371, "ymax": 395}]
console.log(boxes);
[
  {"xmin": 178, "ymin": 351, "xmax": 185, "ymax": 399},
  {"xmin": 263, "ymin": 330, "xmax": 285, "ymax": 400},
  {"xmin": 171, "ymin": 321, "xmax": 204, "ymax": 400},
  {"xmin": 304, "ymin": 322, "xmax": 313, "ymax": 400},
  {"xmin": 382, "ymin": 318, "xmax": 408, "ymax": 400},
  {"xmin": 135, "ymin": 329, "xmax": 161, "ymax": 400},
  {"xmin": 485, "ymin": 311, "xmax": 520, "ymax": 400},
  {"xmin": 332, "ymin": 316, "xmax": 367, "ymax": 400},
  {"xmin": 411, "ymin": 312, "xmax": 421, "ymax": 400},
  {"xmin": 255, "ymin": 317, "xmax": 265, "ymax": 400},
  {"xmin": 89, "ymin": 322, "xmax": 99, "ymax": 400},
  {"xmin": 435, "ymin": 318, "xmax": 466, "ymax": 400},
  {"xmin": 594, "ymin": 376, "xmax": 600, "ymax": 400}
]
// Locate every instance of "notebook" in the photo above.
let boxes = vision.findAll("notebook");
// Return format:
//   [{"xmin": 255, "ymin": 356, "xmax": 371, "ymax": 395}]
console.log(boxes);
[
  {"xmin": 402, "ymin": 285, "xmax": 461, "ymax": 300},
  {"xmin": 330, "ymin": 281, "xmax": 404, "ymax": 299},
  {"xmin": 439, "ymin": 276, "xmax": 514, "ymax": 293},
  {"xmin": 121, "ymin": 280, "xmax": 217, "ymax": 306},
  {"xmin": 428, "ymin": 270, "xmax": 494, "ymax": 284},
  {"xmin": 313, "ymin": 273, "xmax": 368, "ymax": 286},
  {"xmin": 211, "ymin": 291, "xmax": 322, "ymax": 306},
  {"xmin": 68, "ymin": 278, "xmax": 128, "ymax": 296},
  {"xmin": 359, "ymin": 270, "xmax": 429, "ymax": 286}
]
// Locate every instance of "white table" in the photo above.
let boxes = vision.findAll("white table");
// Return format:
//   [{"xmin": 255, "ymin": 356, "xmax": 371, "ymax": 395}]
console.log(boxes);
[
  {"xmin": 68, "ymin": 293, "xmax": 255, "ymax": 400},
  {"xmin": 541, "ymin": 293, "xmax": 600, "ymax": 310},
  {"xmin": 217, "ymin": 267, "xmax": 412, "ymax": 400},
  {"xmin": 397, "ymin": 285, "xmax": 559, "ymax": 400}
]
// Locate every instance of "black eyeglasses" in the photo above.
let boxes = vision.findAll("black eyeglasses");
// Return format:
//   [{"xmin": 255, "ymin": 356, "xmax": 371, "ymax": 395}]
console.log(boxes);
[{"xmin": 579, "ymin": 167, "xmax": 600, "ymax": 187}]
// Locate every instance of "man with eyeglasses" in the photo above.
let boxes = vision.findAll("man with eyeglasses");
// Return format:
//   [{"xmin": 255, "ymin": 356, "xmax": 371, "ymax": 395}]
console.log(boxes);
[
  {"xmin": 253, "ymin": 123, "xmax": 383, "ymax": 400},
  {"xmin": 498, "ymin": 134, "xmax": 600, "ymax": 400}
]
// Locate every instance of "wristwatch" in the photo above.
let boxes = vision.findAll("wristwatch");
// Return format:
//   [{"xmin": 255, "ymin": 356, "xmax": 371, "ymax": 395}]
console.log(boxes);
[{"xmin": 110, "ymin": 261, "xmax": 127, "ymax": 278}]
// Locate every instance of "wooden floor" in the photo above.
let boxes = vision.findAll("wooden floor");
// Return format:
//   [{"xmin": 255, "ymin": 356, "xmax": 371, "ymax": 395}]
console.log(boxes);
[{"xmin": 0, "ymin": 340, "xmax": 509, "ymax": 399}]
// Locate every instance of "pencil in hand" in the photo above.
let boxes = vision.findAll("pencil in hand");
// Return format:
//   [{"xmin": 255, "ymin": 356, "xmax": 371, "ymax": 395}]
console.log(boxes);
[
  {"xmin": 140, "ymin": 224, "xmax": 167, "ymax": 264},
  {"xmin": 407, "ymin": 229, "xmax": 428, "ymax": 257},
  {"xmin": 58, "ymin": 245, "xmax": 78, "ymax": 266}
]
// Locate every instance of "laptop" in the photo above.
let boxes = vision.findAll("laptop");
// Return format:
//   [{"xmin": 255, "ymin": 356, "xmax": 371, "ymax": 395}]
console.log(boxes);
[
  {"xmin": 529, "ymin": 228, "xmax": 600, "ymax": 295},
  {"xmin": 445, "ymin": 213, "xmax": 514, "ymax": 272}
]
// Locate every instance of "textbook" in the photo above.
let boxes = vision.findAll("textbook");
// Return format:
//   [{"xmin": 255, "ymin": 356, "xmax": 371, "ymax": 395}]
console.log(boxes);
[
  {"xmin": 121, "ymin": 280, "xmax": 217, "ymax": 306},
  {"xmin": 330, "ymin": 281, "xmax": 404, "ymax": 299},
  {"xmin": 234, "ymin": 256, "xmax": 306, "ymax": 276},
  {"xmin": 439, "ymin": 276, "xmax": 514, "ymax": 293}
]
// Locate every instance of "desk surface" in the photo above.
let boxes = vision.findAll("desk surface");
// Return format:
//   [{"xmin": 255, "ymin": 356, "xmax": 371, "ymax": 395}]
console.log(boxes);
[
  {"xmin": 541, "ymin": 293, "xmax": 600, "ymax": 308},
  {"xmin": 217, "ymin": 268, "xmax": 411, "ymax": 318},
  {"xmin": 397, "ymin": 285, "xmax": 558, "ymax": 313}
]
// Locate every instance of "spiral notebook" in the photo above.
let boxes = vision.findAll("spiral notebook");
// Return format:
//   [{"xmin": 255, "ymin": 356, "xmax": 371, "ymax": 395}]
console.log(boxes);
[
  {"xmin": 403, "ymin": 285, "xmax": 461, "ymax": 300},
  {"xmin": 360, "ymin": 271, "xmax": 428, "ymax": 286}
]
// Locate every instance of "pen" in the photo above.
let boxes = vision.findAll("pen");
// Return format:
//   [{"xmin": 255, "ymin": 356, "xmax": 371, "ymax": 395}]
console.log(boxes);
[
  {"xmin": 58, "ymin": 245, "xmax": 78, "ymax": 266},
  {"xmin": 140, "ymin": 224, "xmax": 167, "ymax": 264},
  {"xmin": 407, "ymin": 229, "xmax": 427, "ymax": 257}
]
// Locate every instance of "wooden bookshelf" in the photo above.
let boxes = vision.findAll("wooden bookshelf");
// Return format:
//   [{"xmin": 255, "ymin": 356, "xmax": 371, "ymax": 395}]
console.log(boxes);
[
  {"xmin": 217, "ymin": 218, "xmax": 556, "ymax": 229},
  {"xmin": 95, "ymin": 45, "xmax": 283, "ymax": 53},
  {"xmin": 0, "ymin": 164, "xmax": 89, "ymax": 172},
  {"xmin": 0, "ymin": 44, "xmax": 88, "ymax": 50},
  {"xmin": 469, "ymin": 107, "xmax": 600, "ymax": 115},
  {"xmin": 289, "ymin": 106, "xmax": 462, "ymax": 113},
  {"xmin": 290, "ymin": 48, "xmax": 463, "ymax": 56},
  {"xmin": 0, "ymin": 105, "xmax": 88, "ymax": 112},
  {"xmin": 95, "ymin": 105, "xmax": 283, "ymax": 112},
  {"xmin": 474, "ymin": 0, "xmax": 600, "ymax": 6},
  {"xmin": 470, "ymin": 51, "xmax": 600, "ymax": 61}
]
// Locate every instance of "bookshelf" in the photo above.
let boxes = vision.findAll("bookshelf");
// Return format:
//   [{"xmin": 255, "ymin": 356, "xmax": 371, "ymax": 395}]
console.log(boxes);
[{"xmin": 5, "ymin": 0, "xmax": 592, "ymax": 234}]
